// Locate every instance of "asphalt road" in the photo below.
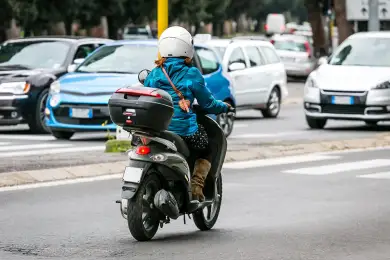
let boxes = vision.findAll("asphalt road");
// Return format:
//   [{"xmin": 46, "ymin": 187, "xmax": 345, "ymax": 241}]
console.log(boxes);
[
  {"xmin": 0, "ymin": 81, "xmax": 390, "ymax": 173},
  {"xmin": 1, "ymin": 148, "xmax": 390, "ymax": 259}
]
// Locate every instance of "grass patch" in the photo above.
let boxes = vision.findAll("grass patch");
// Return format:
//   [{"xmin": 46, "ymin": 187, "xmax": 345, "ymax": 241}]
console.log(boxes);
[{"xmin": 105, "ymin": 139, "xmax": 132, "ymax": 153}]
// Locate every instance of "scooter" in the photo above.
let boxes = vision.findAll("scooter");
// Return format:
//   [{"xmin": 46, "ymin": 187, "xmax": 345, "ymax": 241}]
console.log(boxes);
[{"xmin": 109, "ymin": 69, "xmax": 235, "ymax": 241}]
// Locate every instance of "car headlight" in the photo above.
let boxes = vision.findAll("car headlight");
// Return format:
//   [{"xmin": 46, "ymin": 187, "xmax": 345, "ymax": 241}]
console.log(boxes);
[
  {"xmin": 50, "ymin": 81, "xmax": 60, "ymax": 94},
  {"xmin": 305, "ymin": 77, "xmax": 318, "ymax": 88},
  {"xmin": 0, "ymin": 81, "xmax": 30, "ymax": 94},
  {"xmin": 372, "ymin": 81, "xmax": 390, "ymax": 89},
  {"xmin": 49, "ymin": 95, "xmax": 60, "ymax": 107}
]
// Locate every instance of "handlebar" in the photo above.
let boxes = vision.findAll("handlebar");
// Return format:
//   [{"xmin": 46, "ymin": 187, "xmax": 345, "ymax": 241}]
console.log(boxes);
[{"xmin": 192, "ymin": 104, "xmax": 235, "ymax": 116}]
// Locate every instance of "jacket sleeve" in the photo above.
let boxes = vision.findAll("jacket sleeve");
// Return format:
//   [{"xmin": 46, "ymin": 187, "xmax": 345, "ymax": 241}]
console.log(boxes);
[
  {"xmin": 143, "ymin": 70, "xmax": 154, "ymax": 88},
  {"xmin": 187, "ymin": 67, "xmax": 228, "ymax": 114}
]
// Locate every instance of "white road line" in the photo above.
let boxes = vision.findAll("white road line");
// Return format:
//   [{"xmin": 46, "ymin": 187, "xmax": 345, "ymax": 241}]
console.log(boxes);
[
  {"xmin": 357, "ymin": 172, "xmax": 390, "ymax": 179},
  {"xmin": 0, "ymin": 145, "xmax": 105, "ymax": 157},
  {"xmin": 0, "ymin": 135, "xmax": 54, "ymax": 141},
  {"xmin": 233, "ymin": 124, "xmax": 248, "ymax": 128},
  {"xmin": 283, "ymin": 159, "xmax": 390, "ymax": 175},
  {"xmin": 0, "ymin": 174, "xmax": 122, "ymax": 192},
  {"xmin": 223, "ymin": 154, "xmax": 340, "ymax": 169},
  {"xmin": 0, "ymin": 143, "xmax": 72, "ymax": 151},
  {"xmin": 230, "ymin": 131, "xmax": 306, "ymax": 139},
  {"xmin": 0, "ymin": 142, "xmax": 10, "ymax": 146}
]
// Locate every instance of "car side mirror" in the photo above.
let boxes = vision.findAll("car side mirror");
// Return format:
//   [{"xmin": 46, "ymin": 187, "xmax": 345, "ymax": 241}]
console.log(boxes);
[
  {"xmin": 228, "ymin": 62, "xmax": 246, "ymax": 72},
  {"xmin": 317, "ymin": 56, "xmax": 328, "ymax": 66},
  {"xmin": 67, "ymin": 58, "xmax": 85, "ymax": 73},
  {"xmin": 138, "ymin": 69, "xmax": 151, "ymax": 84}
]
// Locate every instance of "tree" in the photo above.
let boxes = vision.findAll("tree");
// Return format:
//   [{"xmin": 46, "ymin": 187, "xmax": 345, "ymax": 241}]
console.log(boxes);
[
  {"xmin": 0, "ymin": 0, "xmax": 14, "ymax": 41},
  {"xmin": 334, "ymin": 0, "xmax": 352, "ymax": 44},
  {"xmin": 304, "ymin": 0, "xmax": 327, "ymax": 56},
  {"xmin": 204, "ymin": 0, "xmax": 231, "ymax": 36}
]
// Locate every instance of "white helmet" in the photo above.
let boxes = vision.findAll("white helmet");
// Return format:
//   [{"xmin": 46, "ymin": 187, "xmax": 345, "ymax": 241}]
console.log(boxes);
[{"xmin": 158, "ymin": 26, "xmax": 194, "ymax": 59}]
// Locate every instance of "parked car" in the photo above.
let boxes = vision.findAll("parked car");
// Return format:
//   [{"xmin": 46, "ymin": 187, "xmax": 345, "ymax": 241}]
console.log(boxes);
[
  {"xmin": 303, "ymin": 32, "xmax": 390, "ymax": 129},
  {"xmin": 265, "ymin": 13, "xmax": 286, "ymax": 36},
  {"xmin": 271, "ymin": 34, "xmax": 316, "ymax": 78},
  {"xmin": 206, "ymin": 38, "xmax": 288, "ymax": 118},
  {"xmin": 45, "ymin": 40, "xmax": 236, "ymax": 139},
  {"xmin": 123, "ymin": 25, "xmax": 154, "ymax": 40},
  {"xmin": 0, "ymin": 36, "xmax": 112, "ymax": 133}
]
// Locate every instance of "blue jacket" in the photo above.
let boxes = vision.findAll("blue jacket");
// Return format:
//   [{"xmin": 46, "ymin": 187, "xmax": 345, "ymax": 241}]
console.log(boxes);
[{"xmin": 144, "ymin": 58, "xmax": 228, "ymax": 136}]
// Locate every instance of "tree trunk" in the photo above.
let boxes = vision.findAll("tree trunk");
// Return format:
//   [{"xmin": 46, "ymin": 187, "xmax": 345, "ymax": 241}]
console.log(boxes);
[
  {"xmin": 334, "ymin": 0, "xmax": 353, "ymax": 44},
  {"xmin": 305, "ymin": 1, "xmax": 327, "ymax": 57}
]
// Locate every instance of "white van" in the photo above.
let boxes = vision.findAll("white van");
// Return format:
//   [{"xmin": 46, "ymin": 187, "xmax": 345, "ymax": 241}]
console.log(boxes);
[{"xmin": 265, "ymin": 14, "xmax": 286, "ymax": 36}]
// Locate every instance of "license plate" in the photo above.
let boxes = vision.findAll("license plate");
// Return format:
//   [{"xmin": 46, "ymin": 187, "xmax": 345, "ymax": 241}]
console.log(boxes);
[
  {"xmin": 69, "ymin": 108, "xmax": 93, "ymax": 118},
  {"xmin": 331, "ymin": 96, "xmax": 353, "ymax": 105},
  {"xmin": 123, "ymin": 167, "xmax": 143, "ymax": 183}
]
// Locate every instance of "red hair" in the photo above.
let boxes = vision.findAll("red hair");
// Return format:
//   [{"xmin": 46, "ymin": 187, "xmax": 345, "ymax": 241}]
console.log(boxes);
[{"xmin": 155, "ymin": 57, "xmax": 192, "ymax": 67}]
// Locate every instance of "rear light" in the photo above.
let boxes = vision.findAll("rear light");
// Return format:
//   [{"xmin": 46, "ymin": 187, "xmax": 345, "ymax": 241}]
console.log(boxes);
[
  {"xmin": 116, "ymin": 88, "xmax": 162, "ymax": 98},
  {"xmin": 136, "ymin": 146, "xmax": 150, "ymax": 155},
  {"xmin": 304, "ymin": 41, "xmax": 311, "ymax": 58},
  {"xmin": 270, "ymin": 39, "xmax": 275, "ymax": 44},
  {"xmin": 264, "ymin": 24, "xmax": 268, "ymax": 31}
]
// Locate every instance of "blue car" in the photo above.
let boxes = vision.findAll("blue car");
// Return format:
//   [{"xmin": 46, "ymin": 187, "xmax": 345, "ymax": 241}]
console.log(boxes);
[{"xmin": 45, "ymin": 40, "xmax": 236, "ymax": 140}]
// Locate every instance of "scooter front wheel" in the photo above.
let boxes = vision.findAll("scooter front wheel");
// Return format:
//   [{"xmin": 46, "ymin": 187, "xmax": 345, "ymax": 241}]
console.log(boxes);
[
  {"xmin": 127, "ymin": 172, "xmax": 161, "ymax": 241},
  {"xmin": 192, "ymin": 174, "xmax": 223, "ymax": 231}
]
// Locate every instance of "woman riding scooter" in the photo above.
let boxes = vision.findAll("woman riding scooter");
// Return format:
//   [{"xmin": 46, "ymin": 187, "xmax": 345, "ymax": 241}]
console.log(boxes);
[{"xmin": 143, "ymin": 26, "xmax": 230, "ymax": 202}]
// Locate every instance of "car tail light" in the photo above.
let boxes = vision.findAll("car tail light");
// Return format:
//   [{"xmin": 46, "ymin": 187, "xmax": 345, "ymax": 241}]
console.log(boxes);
[
  {"xmin": 264, "ymin": 24, "xmax": 269, "ymax": 31},
  {"xmin": 304, "ymin": 41, "xmax": 311, "ymax": 58},
  {"xmin": 270, "ymin": 39, "xmax": 275, "ymax": 44},
  {"xmin": 136, "ymin": 146, "xmax": 150, "ymax": 155},
  {"xmin": 116, "ymin": 88, "xmax": 162, "ymax": 98}
]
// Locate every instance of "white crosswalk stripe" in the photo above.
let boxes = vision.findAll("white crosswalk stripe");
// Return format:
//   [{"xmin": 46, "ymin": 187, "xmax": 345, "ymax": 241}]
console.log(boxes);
[
  {"xmin": 0, "ymin": 141, "xmax": 104, "ymax": 157},
  {"xmin": 282, "ymin": 159, "xmax": 390, "ymax": 175}
]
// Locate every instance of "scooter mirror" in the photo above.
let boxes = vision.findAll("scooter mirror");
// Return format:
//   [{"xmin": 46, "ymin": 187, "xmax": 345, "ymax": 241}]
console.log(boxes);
[{"xmin": 138, "ymin": 69, "xmax": 151, "ymax": 84}]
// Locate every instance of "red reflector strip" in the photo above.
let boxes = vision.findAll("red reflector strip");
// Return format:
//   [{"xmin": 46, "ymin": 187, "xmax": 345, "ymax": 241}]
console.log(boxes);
[
  {"xmin": 123, "ymin": 112, "xmax": 133, "ymax": 116},
  {"xmin": 136, "ymin": 146, "xmax": 150, "ymax": 155},
  {"xmin": 116, "ymin": 88, "xmax": 162, "ymax": 98}
]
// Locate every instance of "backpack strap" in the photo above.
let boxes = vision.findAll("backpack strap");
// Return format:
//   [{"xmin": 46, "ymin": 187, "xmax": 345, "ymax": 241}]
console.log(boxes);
[{"xmin": 161, "ymin": 66, "xmax": 190, "ymax": 113}]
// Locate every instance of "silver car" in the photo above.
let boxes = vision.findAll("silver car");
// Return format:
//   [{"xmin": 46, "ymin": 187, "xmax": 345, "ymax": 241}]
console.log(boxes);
[{"xmin": 271, "ymin": 34, "xmax": 316, "ymax": 77}]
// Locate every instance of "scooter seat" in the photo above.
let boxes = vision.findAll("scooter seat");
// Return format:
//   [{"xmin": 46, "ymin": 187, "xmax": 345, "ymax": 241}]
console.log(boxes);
[{"xmin": 159, "ymin": 131, "xmax": 190, "ymax": 157}]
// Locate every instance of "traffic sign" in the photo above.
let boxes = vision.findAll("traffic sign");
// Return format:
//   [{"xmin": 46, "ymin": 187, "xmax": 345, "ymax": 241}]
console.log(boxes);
[{"xmin": 346, "ymin": 0, "xmax": 390, "ymax": 20}]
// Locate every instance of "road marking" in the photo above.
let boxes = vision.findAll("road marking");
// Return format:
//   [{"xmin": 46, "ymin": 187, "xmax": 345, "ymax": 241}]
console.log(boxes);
[
  {"xmin": 357, "ymin": 172, "xmax": 390, "ymax": 179},
  {"xmin": 0, "ymin": 143, "xmax": 72, "ymax": 151},
  {"xmin": 233, "ymin": 124, "xmax": 248, "ymax": 128},
  {"xmin": 230, "ymin": 131, "xmax": 306, "ymax": 139},
  {"xmin": 0, "ymin": 135, "xmax": 54, "ymax": 141},
  {"xmin": 0, "ymin": 174, "xmax": 122, "ymax": 192},
  {"xmin": 283, "ymin": 159, "xmax": 390, "ymax": 175},
  {"xmin": 0, "ymin": 142, "xmax": 10, "ymax": 146},
  {"xmin": 0, "ymin": 145, "xmax": 105, "ymax": 157},
  {"xmin": 223, "ymin": 154, "xmax": 340, "ymax": 169}
]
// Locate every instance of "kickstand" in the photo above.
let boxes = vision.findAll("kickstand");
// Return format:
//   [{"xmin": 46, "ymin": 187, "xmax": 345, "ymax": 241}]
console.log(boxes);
[
  {"xmin": 183, "ymin": 214, "xmax": 186, "ymax": 224},
  {"xmin": 187, "ymin": 214, "xmax": 192, "ymax": 219}
]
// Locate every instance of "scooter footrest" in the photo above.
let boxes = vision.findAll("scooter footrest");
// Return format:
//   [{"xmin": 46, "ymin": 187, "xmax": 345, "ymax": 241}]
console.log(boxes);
[
  {"xmin": 187, "ymin": 200, "xmax": 200, "ymax": 213},
  {"xmin": 198, "ymin": 200, "xmax": 213, "ymax": 208}
]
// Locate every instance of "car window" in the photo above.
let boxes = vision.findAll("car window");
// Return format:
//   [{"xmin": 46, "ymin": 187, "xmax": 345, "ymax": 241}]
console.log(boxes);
[
  {"xmin": 328, "ymin": 37, "xmax": 390, "ymax": 67},
  {"xmin": 273, "ymin": 40, "xmax": 307, "ymax": 52},
  {"xmin": 0, "ymin": 40, "xmax": 71, "ymax": 69},
  {"xmin": 74, "ymin": 44, "xmax": 101, "ymax": 61},
  {"xmin": 261, "ymin": 46, "xmax": 280, "ymax": 64},
  {"xmin": 245, "ymin": 46, "xmax": 265, "ymax": 67},
  {"xmin": 76, "ymin": 44, "xmax": 157, "ymax": 73},
  {"xmin": 195, "ymin": 47, "xmax": 219, "ymax": 75},
  {"xmin": 228, "ymin": 47, "xmax": 247, "ymax": 66}
]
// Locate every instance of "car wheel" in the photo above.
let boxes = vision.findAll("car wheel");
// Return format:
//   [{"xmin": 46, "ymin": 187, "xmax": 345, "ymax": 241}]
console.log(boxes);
[
  {"xmin": 27, "ymin": 88, "xmax": 50, "ymax": 134},
  {"xmin": 216, "ymin": 100, "xmax": 234, "ymax": 137},
  {"xmin": 306, "ymin": 116, "xmax": 327, "ymax": 129},
  {"xmin": 365, "ymin": 120, "xmax": 378, "ymax": 126},
  {"xmin": 261, "ymin": 87, "xmax": 281, "ymax": 118},
  {"xmin": 51, "ymin": 130, "xmax": 74, "ymax": 140}
]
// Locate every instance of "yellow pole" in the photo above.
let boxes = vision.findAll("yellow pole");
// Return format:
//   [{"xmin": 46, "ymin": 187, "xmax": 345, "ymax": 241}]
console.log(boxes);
[{"xmin": 157, "ymin": 0, "xmax": 168, "ymax": 39}]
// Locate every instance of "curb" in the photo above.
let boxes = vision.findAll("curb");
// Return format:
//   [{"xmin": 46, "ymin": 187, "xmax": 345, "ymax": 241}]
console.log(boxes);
[{"xmin": 2, "ymin": 133, "xmax": 390, "ymax": 188}]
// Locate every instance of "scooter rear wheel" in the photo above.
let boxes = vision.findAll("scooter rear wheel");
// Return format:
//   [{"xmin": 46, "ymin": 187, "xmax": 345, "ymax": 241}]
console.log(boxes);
[
  {"xmin": 127, "ymin": 172, "xmax": 161, "ymax": 241},
  {"xmin": 192, "ymin": 174, "xmax": 223, "ymax": 231}
]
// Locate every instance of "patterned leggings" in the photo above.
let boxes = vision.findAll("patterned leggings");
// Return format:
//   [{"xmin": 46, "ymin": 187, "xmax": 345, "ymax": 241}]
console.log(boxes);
[{"xmin": 180, "ymin": 124, "xmax": 211, "ymax": 160}]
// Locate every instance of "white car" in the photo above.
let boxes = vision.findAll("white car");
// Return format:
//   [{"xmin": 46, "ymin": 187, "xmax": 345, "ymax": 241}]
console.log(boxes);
[
  {"xmin": 304, "ymin": 32, "xmax": 390, "ymax": 128},
  {"xmin": 207, "ymin": 39, "xmax": 288, "ymax": 118}
]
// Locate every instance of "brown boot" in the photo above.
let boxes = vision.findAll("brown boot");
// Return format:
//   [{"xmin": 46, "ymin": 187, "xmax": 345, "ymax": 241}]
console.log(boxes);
[{"xmin": 191, "ymin": 159, "xmax": 211, "ymax": 202}]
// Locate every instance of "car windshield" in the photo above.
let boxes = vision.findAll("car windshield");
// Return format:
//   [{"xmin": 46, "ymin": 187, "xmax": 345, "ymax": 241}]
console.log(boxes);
[
  {"xmin": 273, "ymin": 40, "xmax": 306, "ymax": 52},
  {"xmin": 76, "ymin": 44, "xmax": 157, "ymax": 74},
  {"xmin": 328, "ymin": 37, "xmax": 390, "ymax": 67},
  {"xmin": 0, "ymin": 41, "xmax": 71, "ymax": 69}
]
